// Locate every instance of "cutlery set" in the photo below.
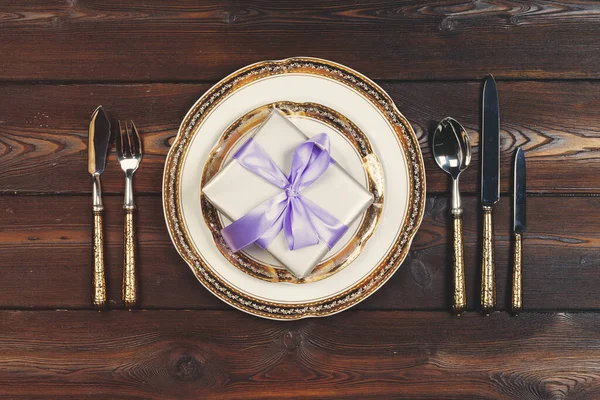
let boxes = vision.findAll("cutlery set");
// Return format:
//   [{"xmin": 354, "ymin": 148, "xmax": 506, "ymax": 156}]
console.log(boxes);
[
  {"xmin": 88, "ymin": 106, "xmax": 143, "ymax": 309},
  {"xmin": 434, "ymin": 76, "xmax": 527, "ymax": 316},
  {"xmin": 83, "ymin": 60, "xmax": 524, "ymax": 318}
]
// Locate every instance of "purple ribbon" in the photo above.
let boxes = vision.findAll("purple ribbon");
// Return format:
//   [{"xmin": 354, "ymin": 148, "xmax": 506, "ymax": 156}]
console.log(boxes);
[{"xmin": 221, "ymin": 133, "xmax": 348, "ymax": 253}]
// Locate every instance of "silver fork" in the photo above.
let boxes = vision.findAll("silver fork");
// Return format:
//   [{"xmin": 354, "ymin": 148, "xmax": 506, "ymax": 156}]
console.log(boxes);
[{"xmin": 117, "ymin": 120, "xmax": 143, "ymax": 309}]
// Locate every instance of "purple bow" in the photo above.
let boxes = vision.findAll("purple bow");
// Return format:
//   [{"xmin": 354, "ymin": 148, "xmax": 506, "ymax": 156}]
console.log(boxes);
[{"xmin": 221, "ymin": 133, "xmax": 348, "ymax": 253}]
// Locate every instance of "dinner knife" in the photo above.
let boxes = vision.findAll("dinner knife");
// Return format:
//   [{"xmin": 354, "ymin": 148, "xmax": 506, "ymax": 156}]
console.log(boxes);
[
  {"xmin": 480, "ymin": 75, "xmax": 500, "ymax": 314},
  {"xmin": 512, "ymin": 147, "xmax": 526, "ymax": 315},
  {"xmin": 88, "ymin": 106, "xmax": 111, "ymax": 309}
]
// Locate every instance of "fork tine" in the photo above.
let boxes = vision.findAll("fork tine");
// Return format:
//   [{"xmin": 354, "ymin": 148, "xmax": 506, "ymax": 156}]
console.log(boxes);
[
  {"xmin": 117, "ymin": 120, "xmax": 126, "ymax": 157},
  {"xmin": 124, "ymin": 121, "xmax": 134, "ymax": 157},
  {"xmin": 123, "ymin": 120, "xmax": 132, "ymax": 157},
  {"xmin": 126, "ymin": 121, "xmax": 138, "ymax": 156},
  {"xmin": 128, "ymin": 121, "xmax": 136, "ymax": 156},
  {"xmin": 129, "ymin": 121, "xmax": 142, "ymax": 156}
]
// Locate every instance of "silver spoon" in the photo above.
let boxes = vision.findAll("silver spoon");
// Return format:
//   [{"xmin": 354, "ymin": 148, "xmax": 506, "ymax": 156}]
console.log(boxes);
[{"xmin": 432, "ymin": 117, "xmax": 472, "ymax": 315}]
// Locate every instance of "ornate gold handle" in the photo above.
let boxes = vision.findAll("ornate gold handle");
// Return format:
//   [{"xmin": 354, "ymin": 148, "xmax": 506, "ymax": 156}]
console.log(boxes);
[
  {"xmin": 512, "ymin": 232, "xmax": 523, "ymax": 315},
  {"xmin": 92, "ymin": 210, "xmax": 106, "ymax": 309},
  {"xmin": 452, "ymin": 211, "xmax": 466, "ymax": 315},
  {"xmin": 122, "ymin": 208, "xmax": 137, "ymax": 309},
  {"xmin": 481, "ymin": 205, "xmax": 496, "ymax": 314}
]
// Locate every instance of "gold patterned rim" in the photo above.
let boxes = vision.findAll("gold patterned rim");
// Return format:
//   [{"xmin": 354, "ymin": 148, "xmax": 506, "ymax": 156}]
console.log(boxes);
[
  {"xmin": 200, "ymin": 101, "xmax": 384, "ymax": 284},
  {"xmin": 163, "ymin": 57, "xmax": 426, "ymax": 320}
]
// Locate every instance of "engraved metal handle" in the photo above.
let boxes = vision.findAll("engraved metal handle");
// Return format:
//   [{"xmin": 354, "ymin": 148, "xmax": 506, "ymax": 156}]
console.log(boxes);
[
  {"xmin": 92, "ymin": 210, "xmax": 106, "ymax": 308},
  {"xmin": 481, "ymin": 205, "xmax": 496, "ymax": 314},
  {"xmin": 511, "ymin": 232, "xmax": 523, "ymax": 315},
  {"xmin": 122, "ymin": 207, "xmax": 137, "ymax": 309},
  {"xmin": 452, "ymin": 211, "xmax": 466, "ymax": 315}
]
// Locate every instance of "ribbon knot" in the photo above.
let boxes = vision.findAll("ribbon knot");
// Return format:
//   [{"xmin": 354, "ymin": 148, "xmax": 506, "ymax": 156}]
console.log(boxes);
[
  {"xmin": 285, "ymin": 186, "xmax": 299, "ymax": 198},
  {"xmin": 221, "ymin": 133, "xmax": 348, "ymax": 253}
]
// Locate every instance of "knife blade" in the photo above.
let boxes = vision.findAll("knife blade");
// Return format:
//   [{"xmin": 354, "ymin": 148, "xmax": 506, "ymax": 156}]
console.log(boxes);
[
  {"xmin": 480, "ymin": 75, "xmax": 500, "ymax": 314},
  {"xmin": 513, "ymin": 147, "xmax": 526, "ymax": 234},
  {"xmin": 89, "ymin": 106, "xmax": 111, "ymax": 178},
  {"xmin": 512, "ymin": 147, "xmax": 526, "ymax": 314},
  {"xmin": 481, "ymin": 76, "xmax": 500, "ymax": 206},
  {"xmin": 89, "ymin": 106, "xmax": 111, "ymax": 309}
]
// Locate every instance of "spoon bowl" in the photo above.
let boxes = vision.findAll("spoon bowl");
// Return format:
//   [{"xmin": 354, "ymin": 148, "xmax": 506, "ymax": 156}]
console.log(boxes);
[{"xmin": 432, "ymin": 117, "xmax": 471, "ymax": 180}]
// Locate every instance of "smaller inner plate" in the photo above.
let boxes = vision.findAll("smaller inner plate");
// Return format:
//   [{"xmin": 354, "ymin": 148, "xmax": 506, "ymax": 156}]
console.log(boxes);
[{"xmin": 201, "ymin": 102, "xmax": 385, "ymax": 284}]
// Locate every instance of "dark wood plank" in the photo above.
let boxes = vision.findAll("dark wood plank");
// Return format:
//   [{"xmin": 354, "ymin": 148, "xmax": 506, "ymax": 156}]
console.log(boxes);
[
  {"xmin": 1, "ymin": 1, "xmax": 600, "ymax": 81},
  {"xmin": 0, "ymin": 195, "xmax": 223, "ymax": 310},
  {"xmin": 1, "ymin": 310, "xmax": 600, "ymax": 399},
  {"xmin": 0, "ymin": 83, "xmax": 204, "ymax": 195},
  {"xmin": 2, "ymin": 194, "xmax": 599, "ymax": 311},
  {"xmin": 1, "ymin": 81, "xmax": 600, "ymax": 195}
]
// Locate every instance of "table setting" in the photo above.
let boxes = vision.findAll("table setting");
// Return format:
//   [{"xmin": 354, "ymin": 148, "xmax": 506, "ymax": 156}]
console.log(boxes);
[
  {"xmin": 81, "ymin": 57, "xmax": 529, "ymax": 320},
  {"xmin": 4, "ymin": 2, "xmax": 600, "ymax": 397}
]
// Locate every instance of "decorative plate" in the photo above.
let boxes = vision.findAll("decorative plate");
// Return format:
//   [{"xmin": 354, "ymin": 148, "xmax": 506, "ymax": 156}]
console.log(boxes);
[{"xmin": 163, "ymin": 57, "xmax": 425, "ymax": 320}]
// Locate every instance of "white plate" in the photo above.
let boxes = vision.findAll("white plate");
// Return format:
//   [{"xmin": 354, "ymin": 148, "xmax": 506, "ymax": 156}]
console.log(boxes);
[{"xmin": 163, "ymin": 57, "xmax": 425, "ymax": 320}]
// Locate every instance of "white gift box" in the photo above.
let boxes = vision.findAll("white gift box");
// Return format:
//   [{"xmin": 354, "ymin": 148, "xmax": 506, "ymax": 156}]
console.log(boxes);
[{"xmin": 202, "ymin": 110, "xmax": 373, "ymax": 279}]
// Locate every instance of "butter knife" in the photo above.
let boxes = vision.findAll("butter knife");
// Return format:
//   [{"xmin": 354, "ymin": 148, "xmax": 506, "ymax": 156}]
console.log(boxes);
[
  {"xmin": 88, "ymin": 106, "xmax": 111, "ymax": 309},
  {"xmin": 512, "ymin": 147, "xmax": 526, "ymax": 314},
  {"xmin": 480, "ymin": 75, "xmax": 500, "ymax": 314}
]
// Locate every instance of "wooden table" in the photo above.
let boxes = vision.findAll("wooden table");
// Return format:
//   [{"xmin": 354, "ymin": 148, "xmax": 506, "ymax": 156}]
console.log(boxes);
[{"xmin": 1, "ymin": 1, "xmax": 600, "ymax": 398}]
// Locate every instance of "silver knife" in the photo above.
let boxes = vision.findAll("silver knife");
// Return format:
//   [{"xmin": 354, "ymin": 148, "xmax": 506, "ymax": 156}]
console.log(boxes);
[
  {"xmin": 480, "ymin": 75, "xmax": 500, "ymax": 314},
  {"xmin": 512, "ymin": 147, "xmax": 526, "ymax": 314},
  {"xmin": 88, "ymin": 106, "xmax": 111, "ymax": 309}
]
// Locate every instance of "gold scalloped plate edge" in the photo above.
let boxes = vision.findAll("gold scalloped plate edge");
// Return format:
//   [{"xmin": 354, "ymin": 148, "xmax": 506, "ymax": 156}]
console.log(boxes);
[{"xmin": 162, "ymin": 57, "xmax": 426, "ymax": 320}]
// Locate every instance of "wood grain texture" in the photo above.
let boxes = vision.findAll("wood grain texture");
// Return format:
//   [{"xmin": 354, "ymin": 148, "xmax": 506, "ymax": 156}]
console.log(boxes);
[
  {"xmin": 1, "ymin": 310, "xmax": 600, "ymax": 399},
  {"xmin": 1, "ymin": 2, "xmax": 599, "ymax": 398},
  {"xmin": 2, "ymin": 194, "xmax": 600, "ymax": 311},
  {"xmin": 1, "ymin": 1, "xmax": 600, "ymax": 81},
  {"xmin": 1, "ymin": 81, "xmax": 600, "ymax": 195}
]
